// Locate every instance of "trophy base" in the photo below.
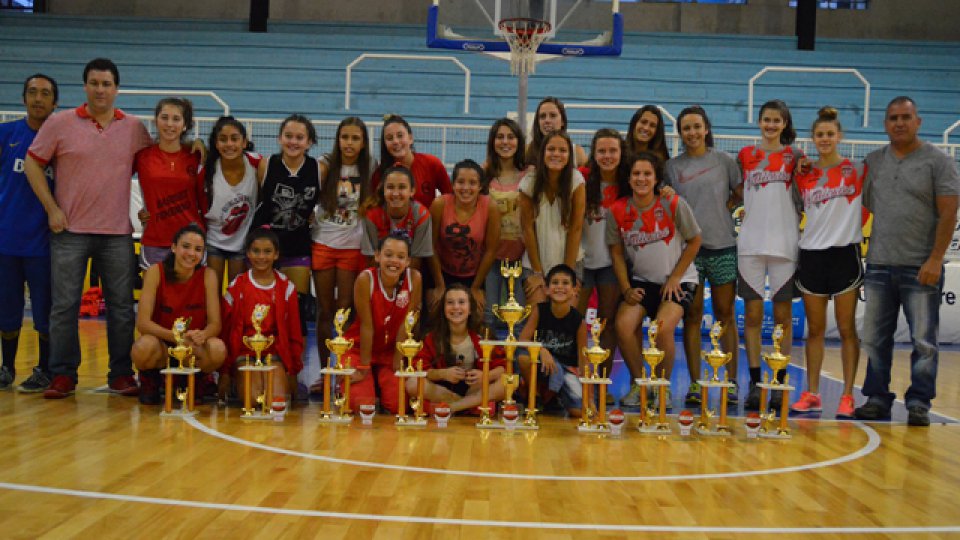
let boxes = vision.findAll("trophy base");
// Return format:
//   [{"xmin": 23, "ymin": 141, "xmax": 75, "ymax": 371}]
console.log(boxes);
[
  {"xmin": 577, "ymin": 423, "xmax": 611, "ymax": 433},
  {"xmin": 159, "ymin": 409, "xmax": 198, "ymax": 418},
  {"xmin": 638, "ymin": 423, "xmax": 672, "ymax": 434},
  {"xmin": 578, "ymin": 377, "xmax": 612, "ymax": 385},
  {"xmin": 695, "ymin": 425, "xmax": 733, "ymax": 437},
  {"xmin": 160, "ymin": 367, "xmax": 201, "ymax": 375},
  {"xmin": 759, "ymin": 429, "xmax": 793, "ymax": 440},
  {"xmin": 240, "ymin": 411, "xmax": 279, "ymax": 421},
  {"xmin": 756, "ymin": 382, "xmax": 795, "ymax": 391},
  {"xmin": 319, "ymin": 367, "xmax": 356, "ymax": 376},
  {"xmin": 634, "ymin": 378, "xmax": 671, "ymax": 388},
  {"xmin": 318, "ymin": 414, "xmax": 354, "ymax": 425},
  {"xmin": 238, "ymin": 365, "xmax": 275, "ymax": 373},
  {"xmin": 395, "ymin": 416, "xmax": 428, "ymax": 427},
  {"xmin": 394, "ymin": 370, "xmax": 428, "ymax": 378},
  {"xmin": 696, "ymin": 379, "xmax": 736, "ymax": 389}
]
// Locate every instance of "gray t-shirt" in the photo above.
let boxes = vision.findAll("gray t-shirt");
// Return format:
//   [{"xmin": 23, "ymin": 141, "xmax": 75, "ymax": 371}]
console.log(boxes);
[
  {"xmin": 863, "ymin": 142, "xmax": 960, "ymax": 266},
  {"xmin": 664, "ymin": 148, "xmax": 741, "ymax": 250}
]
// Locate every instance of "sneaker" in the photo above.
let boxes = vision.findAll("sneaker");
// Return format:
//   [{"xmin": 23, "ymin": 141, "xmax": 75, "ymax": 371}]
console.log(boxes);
[
  {"xmin": 684, "ymin": 382, "xmax": 702, "ymax": 406},
  {"xmin": 907, "ymin": 406, "xmax": 930, "ymax": 427},
  {"xmin": 138, "ymin": 370, "xmax": 162, "ymax": 405},
  {"xmin": 836, "ymin": 394, "xmax": 855, "ymax": 419},
  {"xmin": 790, "ymin": 391, "xmax": 822, "ymax": 413},
  {"xmin": 108, "ymin": 375, "xmax": 140, "ymax": 397},
  {"xmin": 17, "ymin": 367, "xmax": 51, "ymax": 393},
  {"xmin": 0, "ymin": 365, "xmax": 13, "ymax": 390},
  {"xmin": 43, "ymin": 375, "xmax": 76, "ymax": 399},
  {"xmin": 745, "ymin": 383, "xmax": 761, "ymax": 411},
  {"xmin": 622, "ymin": 384, "xmax": 643, "ymax": 408},
  {"xmin": 726, "ymin": 381, "xmax": 739, "ymax": 406},
  {"xmin": 854, "ymin": 400, "xmax": 891, "ymax": 421}
]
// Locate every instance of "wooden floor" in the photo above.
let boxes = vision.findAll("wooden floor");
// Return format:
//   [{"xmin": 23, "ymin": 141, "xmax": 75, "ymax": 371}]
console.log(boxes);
[{"xmin": 1, "ymin": 320, "xmax": 959, "ymax": 539}]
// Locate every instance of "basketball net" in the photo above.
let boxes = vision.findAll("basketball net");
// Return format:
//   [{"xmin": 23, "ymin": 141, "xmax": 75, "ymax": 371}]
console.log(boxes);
[{"xmin": 499, "ymin": 17, "xmax": 552, "ymax": 76}]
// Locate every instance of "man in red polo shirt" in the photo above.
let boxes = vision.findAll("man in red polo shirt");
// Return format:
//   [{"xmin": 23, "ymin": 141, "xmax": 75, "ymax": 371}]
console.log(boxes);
[{"xmin": 25, "ymin": 58, "xmax": 153, "ymax": 398}]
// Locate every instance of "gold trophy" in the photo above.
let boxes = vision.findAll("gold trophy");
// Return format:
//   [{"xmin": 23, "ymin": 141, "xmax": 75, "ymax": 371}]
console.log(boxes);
[
  {"xmin": 160, "ymin": 317, "xmax": 201, "ymax": 417},
  {"xmin": 695, "ymin": 322, "xmax": 736, "ymax": 437},
  {"xmin": 636, "ymin": 320, "xmax": 671, "ymax": 433},
  {"xmin": 491, "ymin": 260, "xmax": 532, "ymax": 341},
  {"xmin": 395, "ymin": 311, "xmax": 427, "ymax": 427},
  {"xmin": 578, "ymin": 319, "xmax": 612, "ymax": 433},
  {"xmin": 238, "ymin": 304, "xmax": 278, "ymax": 420},
  {"xmin": 758, "ymin": 324, "xmax": 794, "ymax": 439},
  {"xmin": 318, "ymin": 308, "xmax": 356, "ymax": 425}
]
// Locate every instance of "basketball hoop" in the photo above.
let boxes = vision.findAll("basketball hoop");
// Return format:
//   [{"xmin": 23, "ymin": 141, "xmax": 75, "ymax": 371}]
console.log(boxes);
[{"xmin": 499, "ymin": 17, "xmax": 552, "ymax": 76}]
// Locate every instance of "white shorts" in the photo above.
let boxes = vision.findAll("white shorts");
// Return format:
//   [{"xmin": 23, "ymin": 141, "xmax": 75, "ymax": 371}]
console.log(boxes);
[{"xmin": 737, "ymin": 254, "xmax": 796, "ymax": 302}]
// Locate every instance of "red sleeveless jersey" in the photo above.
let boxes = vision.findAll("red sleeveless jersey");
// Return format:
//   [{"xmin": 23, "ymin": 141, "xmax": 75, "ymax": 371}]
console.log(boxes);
[{"xmin": 151, "ymin": 264, "xmax": 207, "ymax": 335}]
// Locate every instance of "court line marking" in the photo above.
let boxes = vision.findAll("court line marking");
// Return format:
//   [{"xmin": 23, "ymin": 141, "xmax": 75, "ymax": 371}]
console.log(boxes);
[
  {"xmin": 185, "ymin": 416, "xmax": 881, "ymax": 482},
  {"xmin": 0, "ymin": 481, "xmax": 956, "ymax": 534}
]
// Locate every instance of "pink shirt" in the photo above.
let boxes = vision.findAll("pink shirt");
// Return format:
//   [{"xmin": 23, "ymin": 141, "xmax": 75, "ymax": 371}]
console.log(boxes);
[
  {"xmin": 436, "ymin": 193, "xmax": 490, "ymax": 278},
  {"xmin": 28, "ymin": 104, "xmax": 152, "ymax": 234}
]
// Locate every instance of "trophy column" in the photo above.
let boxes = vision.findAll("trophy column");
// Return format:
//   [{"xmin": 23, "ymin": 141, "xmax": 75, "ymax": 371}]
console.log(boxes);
[
  {"xmin": 395, "ymin": 311, "xmax": 427, "ymax": 427},
  {"xmin": 160, "ymin": 317, "xmax": 201, "ymax": 418},
  {"xmin": 319, "ymin": 308, "xmax": 357, "ymax": 425},
  {"xmin": 695, "ymin": 322, "xmax": 735, "ymax": 437},
  {"xmin": 759, "ymin": 324, "xmax": 794, "ymax": 439},
  {"xmin": 578, "ymin": 320, "xmax": 612, "ymax": 433},
  {"xmin": 636, "ymin": 321, "xmax": 671, "ymax": 434},
  {"xmin": 238, "ymin": 304, "xmax": 279, "ymax": 420}
]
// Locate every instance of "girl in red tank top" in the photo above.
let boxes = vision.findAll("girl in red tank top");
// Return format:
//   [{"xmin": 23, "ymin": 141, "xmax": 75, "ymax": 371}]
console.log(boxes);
[{"xmin": 131, "ymin": 223, "xmax": 226, "ymax": 406}]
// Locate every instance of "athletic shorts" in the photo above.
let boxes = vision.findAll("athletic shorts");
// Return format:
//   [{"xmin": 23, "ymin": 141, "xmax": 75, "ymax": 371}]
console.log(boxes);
[
  {"xmin": 277, "ymin": 255, "xmax": 311, "ymax": 268},
  {"xmin": 737, "ymin": 254, "xmax": 797, "ymax": 303},
  {"xmin": 796, "ymin": 243, "xmax": 863, "ymax": 297},
  {"xmin": 582, "ymin": 265, "xmax": 618, "ymax": 289},
  {"xmin": 311, "ymin": 243, "xmax": 366, "ymax": 272},
  {"xmin": 206, "ymin": 244, "xmax": 245, "ymax": 261},
  {"xmin": 694, "ymin": 246, "xmax": 737, "ymax": 287},
  {"xmin": 630, "ymin": 279, "xmax": 698, "ymax": 316}
]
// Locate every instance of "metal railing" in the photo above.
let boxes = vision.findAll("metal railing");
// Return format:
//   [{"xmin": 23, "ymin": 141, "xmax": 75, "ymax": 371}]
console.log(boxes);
[
  {"xmin": 564, "ymin": 103, "xmax": 678, "ymax": 136},
  {"xmin": 118, "ymin": 89, "xmax": 230, "ymax": 116},
  {"xmin": 748, "ymin": 66, "xmax": 870, "ymax": 127},
  {"xmin": 943, "ymin": 118, "xmax": 960, "ymax": 145},
  {"xmin": 344, "ymin": 53, "xmax": 471, "ymax": 114}
]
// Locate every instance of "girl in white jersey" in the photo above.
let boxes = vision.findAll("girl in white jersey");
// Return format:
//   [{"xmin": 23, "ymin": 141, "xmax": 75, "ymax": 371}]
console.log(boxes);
[
  {"xmin": 736, "ymin": 99, "xmax": 803, "ymax": 411},
  {"xmin": 790, "ymin": 107, "xmax": 865, "ymax": 419},
  {"xmin": 202, "ymin": 116, "xmax": 263, "ymax": 291}
]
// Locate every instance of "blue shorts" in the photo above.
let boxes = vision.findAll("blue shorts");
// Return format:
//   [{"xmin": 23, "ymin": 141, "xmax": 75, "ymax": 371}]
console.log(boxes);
[
  {"xmin": 0, "ymin": 253, "xmax": 51, "ymax": 334},
  {"xmin": 548, "ymin": 366, "xmax": 583, "ymax": 411}
]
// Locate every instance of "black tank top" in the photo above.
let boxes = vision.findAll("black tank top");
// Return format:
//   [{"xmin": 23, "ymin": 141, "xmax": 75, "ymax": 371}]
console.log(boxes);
[
  {"xmin": 253, "ymin": 154, "xmax": 321, "ymax": 257},
  {"xmin": 536, "ymin": 302, "xmax": 582, "ymax": 369}
]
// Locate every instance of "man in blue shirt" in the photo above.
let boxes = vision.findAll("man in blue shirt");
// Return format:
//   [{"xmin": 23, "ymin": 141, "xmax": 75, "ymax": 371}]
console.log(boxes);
[{"xmin": 0, "ymin": 74, "xmax": 57, "ymax": 392}]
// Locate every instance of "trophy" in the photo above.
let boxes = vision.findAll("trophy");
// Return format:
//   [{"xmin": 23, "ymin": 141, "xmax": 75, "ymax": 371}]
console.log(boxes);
[
  {"xmin": 578, "ymin": 319, "xmax": 612, "ymax": 433},
  {"xmin": 395, "ymin": 311, "xmax": 427, "ymax": 427},
  {"xmin": 636, "ymin": 321, "xmax": 670, "ymax": 434},
  {"xmin": 160, "ymin": 317, "xmax": 201, "ymax": 417},
  {"xmin": 758, "ymin": 324, "xmax": 794, "ymax": 439},
  {"xmin": 491, "ymin": 260, "xmax": 532, "ymax": 341},
  {"xmin": 238, "ymin": 304, "xmax": 278, "ymax": 420},
  {"xmin": 434, "ymin": 402, "xmax": 451, "ymax": 428},
  {"xmin": 318, "ymin": 308, "xmax": 356, "ymax": 425},
  {"xmin": 695, "ymin": 322, "xmax": 736, "ymax": 437}
]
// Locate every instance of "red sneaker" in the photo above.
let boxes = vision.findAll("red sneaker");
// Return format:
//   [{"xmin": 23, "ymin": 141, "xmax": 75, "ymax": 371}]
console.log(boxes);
[
  {"xmin": 43, "ymin": 375, "xmax": 76, "ymax": 399},
  {"xmin": 109, "ymin": 375, "xmax": 140, "ymax": 396},
  {"xmin": 836, "ymin": 394, "xmax": 856, "ymax": 419}
]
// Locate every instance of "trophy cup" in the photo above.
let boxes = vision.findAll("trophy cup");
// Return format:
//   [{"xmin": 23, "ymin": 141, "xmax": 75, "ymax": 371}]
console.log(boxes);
[
  {"xmin": 434, "ymin": 402, "xmax": 451, "ymax": 428},
  {"xmin": 395, "ymin": 311, "xmax": 427, "ymax": 427},
  {"xmin": 636, "ymin": 321, "xmax": 671, "ymax": 434},
  {"xmin": 608, "ymin": 409, "xmax": 625, "ymax": 437},
  {"xmin": 695, "ymin": 322, "xmax": 736, "ymax": 436},
  {"xmin": 318, "ymin": 308, "xmax": 357, "ymax": 425},
  {"xmin": 578, "ymin": 319, "xmax": 612, "ymax": 433},
  {"xmin": 491, "ymin": 260, "xmax": 532, "ymax": 341},
  {"xmin": 160, "ymin": 317, "xmax": 202, "ymax": 417},
  {"xmin": 359, "ymin": 402, "xmax": 377, "ymax": 426},
  {"xmin": 238, "ymin": 304, "xmax": 278, "ymax": 420},
  {"xmin": 758, "ymin": 324, "xmax": 794, "ymax": 439}
]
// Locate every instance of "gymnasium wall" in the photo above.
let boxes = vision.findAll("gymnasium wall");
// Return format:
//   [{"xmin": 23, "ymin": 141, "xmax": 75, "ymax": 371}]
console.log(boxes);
[{"xmin": 45, "ymin": 0, "xmax": 960, "ymax": 42}]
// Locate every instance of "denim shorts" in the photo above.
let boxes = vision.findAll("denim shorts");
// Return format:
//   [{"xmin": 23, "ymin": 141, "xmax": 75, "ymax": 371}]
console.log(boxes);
[{"xmin": 206, "ymin": 244, "xmax": 245, "ymax": 261}]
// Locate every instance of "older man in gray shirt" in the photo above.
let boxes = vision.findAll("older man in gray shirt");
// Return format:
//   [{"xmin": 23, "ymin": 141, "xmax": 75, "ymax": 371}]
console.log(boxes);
[{"xmin": 855, "ymin": 96, "xmax": 960, "ymax": 426}]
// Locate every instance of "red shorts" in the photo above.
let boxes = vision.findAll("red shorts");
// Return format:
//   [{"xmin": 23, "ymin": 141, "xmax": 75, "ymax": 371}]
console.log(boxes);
[
  {"xmin": 341, "ymin": 350, "xmax": 401, "ymax": 414},
  {"xmin": 312, "ymin": 243, "xmax": 367, "ymax": 272}
]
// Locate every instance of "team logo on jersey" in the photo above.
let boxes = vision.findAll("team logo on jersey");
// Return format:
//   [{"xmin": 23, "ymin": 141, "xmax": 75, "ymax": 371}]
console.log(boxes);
[
  {"xmin": 841, "ymin": 164, "xmax": 854, "ymax": 179},
  {"xmin": 396, "ymin": 290, "xmax": 410, "ymax": 308},
  {"xmin": 653, "ymin": 206, "xmax": 665, "ymax": 223},
  {"xmin": 782, "ymin": 151, "xmax": 795, "ymax": 166}
]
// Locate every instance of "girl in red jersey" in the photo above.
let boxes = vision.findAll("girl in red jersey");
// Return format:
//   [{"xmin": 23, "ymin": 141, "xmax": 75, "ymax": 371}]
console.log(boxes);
[
  {"xmin": 132, "ymin": 223, "xmax": 226, "ymax": 405},
  {"xmin": 525, "ymin": 97, "xmax": 588, "ymax": 168},
  {"xmin": 737, "ymin": 99, "xmax": 804, "ymax": 411},
  {"xmin": 371, "ymin": 114, "xmax": 451, "ymax": 208},
  {"xmin": 222, "ymin": 227, "xmax": 303, "ymax": 404},
  {"xmin": 578, "ymin": 128, "xmax": 626, "ymax": 374},
  {"xmin": 342, "ymin": 233, "xmax": 422, "ymax": 414},
  {"xmin": 428, "ymin": 159, "xmax": 500, "ymax": 311},
  {"xmin": 310, "ymin": 117, "xmax": 376, "ymax": 384},
  {"xmin": 360, "ymin": 165, "xmax": 433, "ymax": 270},
  {"xmin": 790, "ymin": 107, "xmax": 866, "ymax": 419},
  {"xmin": 412, "ymin": 284, "xmax": 506, "ymax": 413},
  {"xmin": 202, "ymin": 117, "xmax": 263, "ymax": 291},
  {"xmin": 135, "ymin": 98, "xmax": 205, "ymax": 269},
  {"xmin": 626, "ymin": 105, "xmax": 670, "ymax": 167}
]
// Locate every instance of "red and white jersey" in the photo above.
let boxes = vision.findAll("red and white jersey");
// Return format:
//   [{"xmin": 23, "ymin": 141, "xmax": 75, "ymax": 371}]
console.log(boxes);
[
  {"xmin": 343, "ymin": 267, "xmax": 413, "ymax": 355},
  {"xmin": 737, "ymin": 145, "xmax": 803, "ymax": 260},
  {"xmin": 795, "ymin": 158, "xmax": 866, "ymax": 250},
  {"xmin": 605, "ymin": 194, "xmax": 700, "ymax": 285}
]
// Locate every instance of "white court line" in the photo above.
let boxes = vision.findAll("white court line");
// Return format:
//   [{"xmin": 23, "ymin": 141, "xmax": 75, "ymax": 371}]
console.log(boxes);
[
  {"xmin": 185, "ymin": 416, "xmax": 882, "ymax": 482},
  {"xmin": 0, "ymin": 481, "xmax": 956, "ymax": 534}
]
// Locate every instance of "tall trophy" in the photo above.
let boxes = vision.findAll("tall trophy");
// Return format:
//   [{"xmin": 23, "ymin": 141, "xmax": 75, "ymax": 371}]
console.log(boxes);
[
  {"xmin": 160, "ymin": 317, "xmax": 201, "ymax": 417},
  {"xmin": 238, "ymin": 304, "xmax": 278, "ymax": 420},
  {"xmin": 758, "ymin": 324, "xmax": 794, "ymax": 439},
  {"xmin": 578, "ymin": 319, "xmax": 612, "ymax": 433},
  {"xmin": 477, "ymin": 261, "xmax": 541, "ymax": 430},
  {"xmin": 395, "ymin": 311, "xmax": 427, "ymax": 427},
  {"xmin": 695, "ymin": 322, "xmax": 736, "ymax": 437},
  {"xmin": 636, "ymin": 321, "xmax": 671, "ymax": 434},
  {"xmin": 318, "ymin": 308, "xmax": 356, "ymax": 425}
]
